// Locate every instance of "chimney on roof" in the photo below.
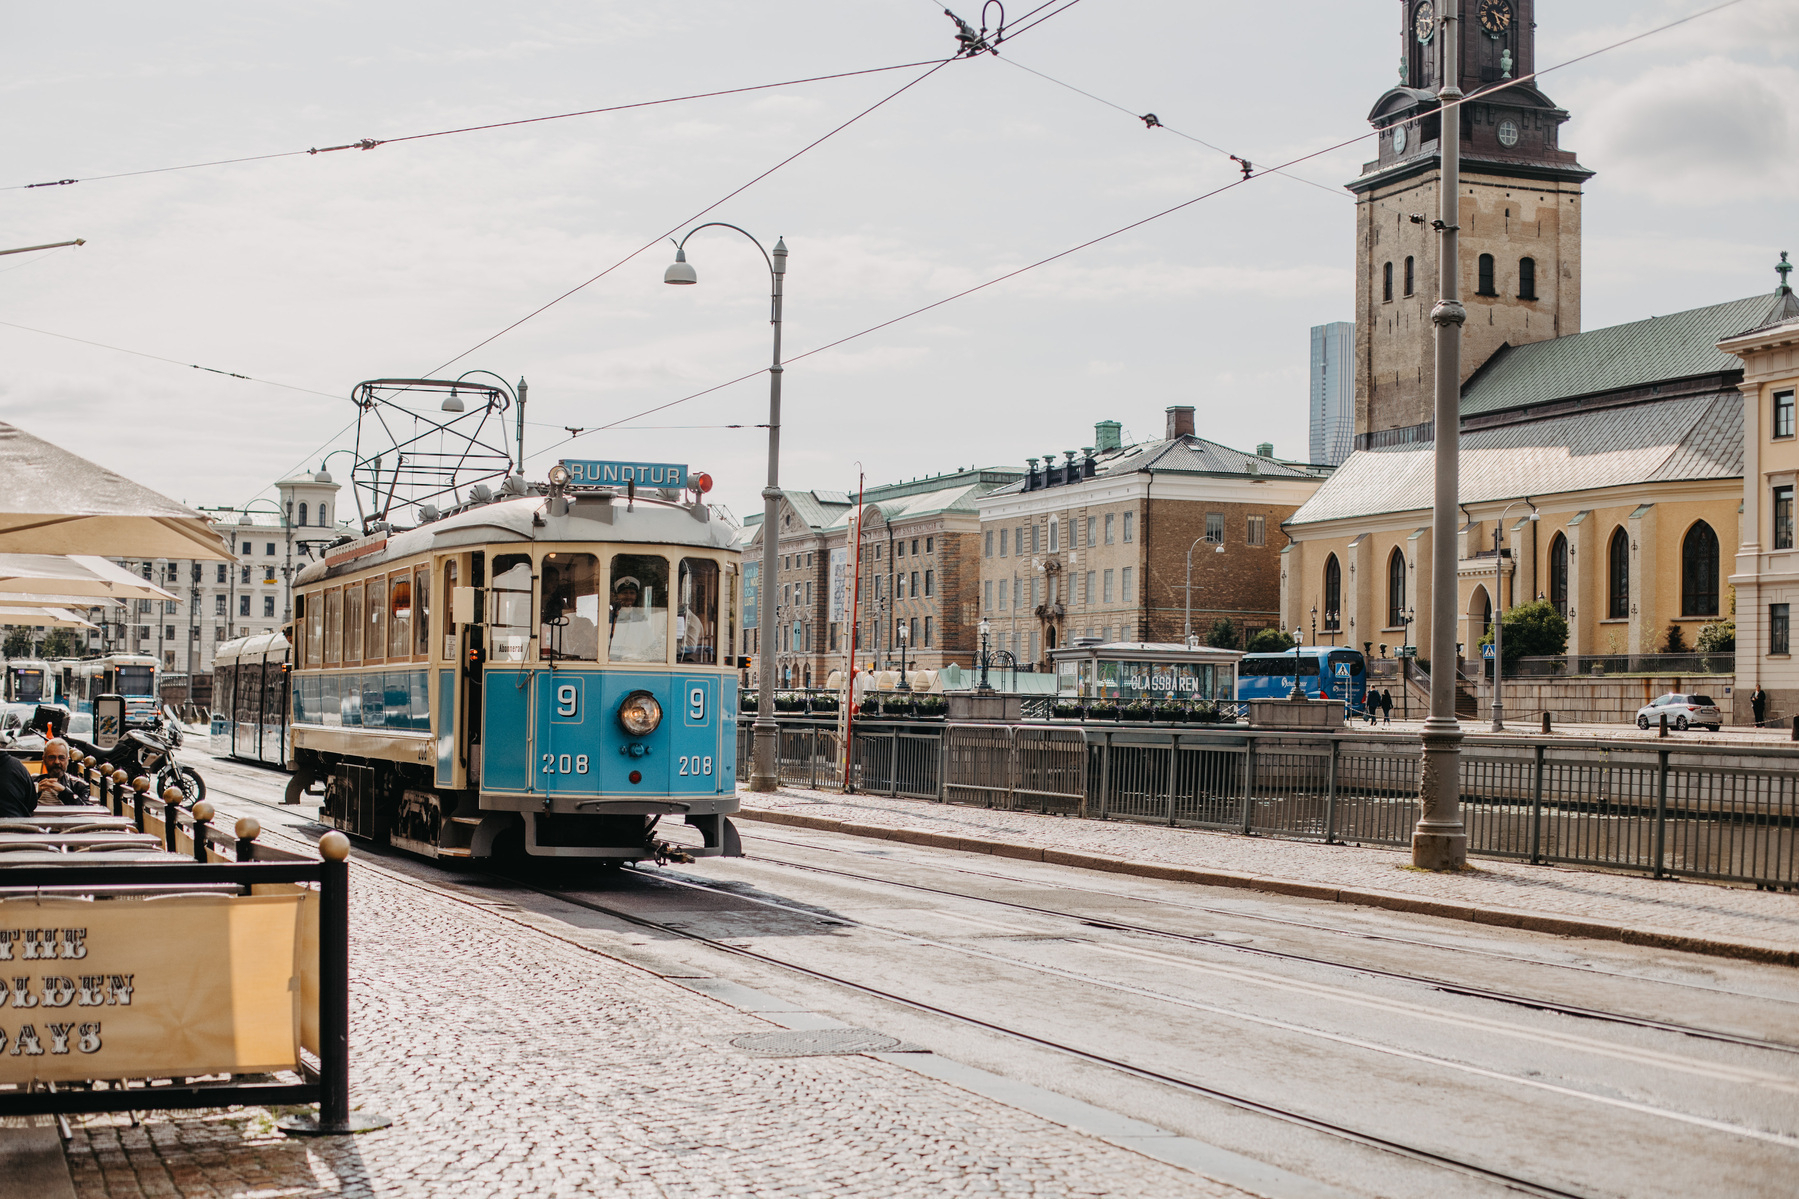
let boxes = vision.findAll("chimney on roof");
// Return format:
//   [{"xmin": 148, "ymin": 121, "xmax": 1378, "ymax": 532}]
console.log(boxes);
[
  {"xmin": 1094, "ymin": 420, "xmax": 1122, "ymax": 452},
  {"xmin": 1256, "ymin": 442, "xmax": 1274, "ymax": 458},
  {"xmin": 1165, "ymin": 406, "xmax": 1195, "ymax": 440}
]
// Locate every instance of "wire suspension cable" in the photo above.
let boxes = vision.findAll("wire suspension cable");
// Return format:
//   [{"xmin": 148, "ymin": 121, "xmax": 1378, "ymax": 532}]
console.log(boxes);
[
  {"xmin": 0, "ymin": 319, "xmax": 345, "ymax": 401},
  {"xmin": 1, "ymin": 60, "xmax": 944, "ymax": 193}
]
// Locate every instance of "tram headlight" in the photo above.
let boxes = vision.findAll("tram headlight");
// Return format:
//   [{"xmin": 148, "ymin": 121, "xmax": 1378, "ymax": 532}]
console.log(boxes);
[{"xmin": 618, "ymin": 690, "xmax": 662, "ymax": 736}]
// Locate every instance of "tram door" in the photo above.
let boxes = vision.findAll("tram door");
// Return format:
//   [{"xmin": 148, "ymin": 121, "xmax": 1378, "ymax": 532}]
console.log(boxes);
[{"xmin": 437, "ymin": 553, "xmax": 486, "ymax": 789}]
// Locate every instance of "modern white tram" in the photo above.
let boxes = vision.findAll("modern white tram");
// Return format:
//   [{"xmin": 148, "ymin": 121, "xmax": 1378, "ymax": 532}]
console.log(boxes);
[
  {"xmin": 65, "ymin": 654, "xmax": 160, "ymax": 724},
  {"xmin": 210, "ymin": 632, "xmax": 292, "ymax": 767}
]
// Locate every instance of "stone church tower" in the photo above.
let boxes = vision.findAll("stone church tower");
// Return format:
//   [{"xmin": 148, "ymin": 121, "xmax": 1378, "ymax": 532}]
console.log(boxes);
[{"xmin": 1351, "ymin": 0, "xmax": 1592, "ymax": 447}]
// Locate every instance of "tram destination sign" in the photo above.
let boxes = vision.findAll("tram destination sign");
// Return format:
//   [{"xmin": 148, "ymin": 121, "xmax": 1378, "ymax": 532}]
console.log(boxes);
[{"xmin": 561, "ymin": 459, "xmax": 687, "ymax": 489}]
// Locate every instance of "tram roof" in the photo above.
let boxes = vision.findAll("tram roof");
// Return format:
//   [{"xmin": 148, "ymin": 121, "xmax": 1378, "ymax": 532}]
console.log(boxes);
[
  {"xmin": 293, "ymin": 494, "xmax": 740, "ymax": 587},
  {"xmin": 214, "ymin": 631, "xmax": 290, "ymax": 666}
]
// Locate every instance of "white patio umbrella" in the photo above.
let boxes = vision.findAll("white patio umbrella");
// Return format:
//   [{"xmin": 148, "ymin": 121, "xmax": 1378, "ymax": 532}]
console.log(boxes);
[
  {"xmin": 0, "ymin": 554, "xmax": 178, "ymax": 601},
  {"xmin": 0, "ymin": 422, "xmax": 233, "ymax": 560},
  {"xmin": 0, "ymin": 605, "xmax": 99, "ymax": 629}
]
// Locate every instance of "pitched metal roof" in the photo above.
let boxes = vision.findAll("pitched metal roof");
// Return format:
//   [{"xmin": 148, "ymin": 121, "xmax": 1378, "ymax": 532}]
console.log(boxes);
[
  {"xmin": 987, "ymin": 434, "xmax": 1316, "ymax": 497},
  {"xmin": 1460, "ymin": 295, "xmax": 1770, "ymax": 417},
  {"xmin": 1288, "ymin": 392, "xmax": 1742, "ymax": 527}
]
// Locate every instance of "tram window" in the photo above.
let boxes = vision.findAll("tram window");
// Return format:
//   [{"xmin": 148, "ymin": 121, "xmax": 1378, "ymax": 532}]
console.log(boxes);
[
  {"xmin": 414, "ymin": 566, "xmax": 430, "ymax": 659},
  {"xmin": 367, "ymin": 576, "xmax": 387, "ymax": 664},
  {"xmin": 324, "ymin": 588, "xmax": 343, "ymax": 665},
  {"xmin": 345, "ymin": 583, "xmax": 365, "ymax": 665},
  {"xmin": 306, "ymin": 591, "xmax": 324, "ymax": 667},
  {"xmin": 678, "ymin": 558, "xmax": 720, "ymax": 665},
  {"xmin": 725, "ymin": 567, "xmax": 738, "ymax": 667},
  {"xmin": 388, "ymin": 573, "xmax": 412, "ymax": 660},
  {"xmin": 609, "ymin": 554, "xmax": 670, "ymax": 664},
  {"xmin": 540, "ymin": 553, "xmax": 601, "ymax": 661},
  {"xmin": 442, "ymin": 560, "xmax": 459, "ymax": 660},
  {"xmin": 490, "ymin": 554, "xmax": 534, "ymax": 663}
]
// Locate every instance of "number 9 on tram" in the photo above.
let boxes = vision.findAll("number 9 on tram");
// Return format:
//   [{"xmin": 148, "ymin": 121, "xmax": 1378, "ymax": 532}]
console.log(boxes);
[{"xmin": 288, "ymin": 474, "xmax": 743, "ymax": 864}]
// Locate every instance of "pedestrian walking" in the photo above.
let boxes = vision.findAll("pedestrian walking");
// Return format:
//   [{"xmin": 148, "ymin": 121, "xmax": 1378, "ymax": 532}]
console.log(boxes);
[
  {"xmin": 1751, "ymin": 687, "xmax": 1768, "ymax": 728},
  {"xmin": 1380, "ymin": 688, "xmax": 1394, "ymax": 725}
]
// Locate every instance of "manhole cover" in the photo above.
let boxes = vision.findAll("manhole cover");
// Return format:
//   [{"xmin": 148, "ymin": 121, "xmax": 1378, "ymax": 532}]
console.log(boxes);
[{"xmin": 729, "ymin": 1028, "xmax": 921, "ymax": 1056}]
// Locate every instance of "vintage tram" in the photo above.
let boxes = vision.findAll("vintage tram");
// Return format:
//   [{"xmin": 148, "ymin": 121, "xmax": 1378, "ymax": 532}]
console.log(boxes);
[
  {"xmin": 210, "ymin": 632, "xmax": 292, "ymax": 766},
  {"xmin": 288, "ymin": 470, "xmax": 743, "ymax": 863}
]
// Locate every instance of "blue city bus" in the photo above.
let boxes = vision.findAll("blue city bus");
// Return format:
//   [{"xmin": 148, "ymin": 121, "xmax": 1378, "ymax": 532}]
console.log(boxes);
[{"xmin": 1237, "ymin": 647, "xmax": 1368, "ymax": 711}]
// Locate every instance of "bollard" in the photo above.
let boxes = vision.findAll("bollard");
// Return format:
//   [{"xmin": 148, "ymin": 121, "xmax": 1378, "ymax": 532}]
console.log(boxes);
[
  {"xmin": 234, "ymin": 816, "xmax": 261, "ymax": 863},
  {"xmin": 190, "ymin": 801, "xmax": 214, "ymax": 863},
  {"xmin": 1541, "ymin": 711, "xmax": 1551, "ymax": 735},
  {"xmin": 131, "ymin": 776, "xmax": 150, "ymax": 833},
  {"xmin": 162, "ymin": 785, "xmax": 184, "ymax": 852},
  {"xmin": 1659, "ymin": 712, "xmax": 1669, "ymax": 739},
  {"xmin": 279, "ymin": 831, "xmax": 391, "ymax": 1135}
]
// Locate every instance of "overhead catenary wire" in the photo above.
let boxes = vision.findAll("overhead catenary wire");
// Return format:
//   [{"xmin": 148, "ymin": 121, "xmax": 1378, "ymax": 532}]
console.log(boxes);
[
  {"xmin": 0, "ymin": 318, "xmax": 345, "ymax": 401},
  {"xmin": 527, "ymin": 0, "xmax": 1754, "ymax": 455},
  {"xmin": 1, "ymin": 60, "xmax": 945, "ymax": 193}
]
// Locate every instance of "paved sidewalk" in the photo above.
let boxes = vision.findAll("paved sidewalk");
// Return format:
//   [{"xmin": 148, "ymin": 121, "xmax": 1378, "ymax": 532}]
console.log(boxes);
[
  {"xmin": 738, "ymin": 788, "xmax": 1799, "ymax": 963},
  {"xmin": 64, "ymin": 852, "xmax": 1251, "ymax": 1199}
]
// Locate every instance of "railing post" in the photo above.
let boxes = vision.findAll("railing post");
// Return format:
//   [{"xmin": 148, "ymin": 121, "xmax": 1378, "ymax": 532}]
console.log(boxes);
[
  {"xmin": 1098, "ymin": 731, "xmax": 1111, "ymax": 821},
  {"xmin": 235, "ymin": 816, "xmax": 261, "ymax": 862},
  {"xmin": 1165, "ymin": 732, "xmax": 1177, "ymax": 827},
  {"xmin": 890, "ymin": 729, "xmax": 899, "ymax": 798},
  {"xmin": 1241, "ymin": 736, "xmax": 1256, "ymax": 834},
  {"xmin": 189, "ymin": 801, "xmax": 214, "ymax": 863},
  {"xmin": 809, "ymin": 727, "xmax": 818, "ymax": 790},
  {"xmin": 1654, "ymin": 748, "xmax": 1669, "ymax": 880},
  {"xmin": 936, "ymin": 726, "xmax": 948, "ymax": 802},
  {"xmin": 162, "ymin": 786, "xmax": 184, "ymax": 853},
  {"xmin": 1530, "ymin": 743, "xmax": 1545, "ymax": 865},
  {"xmin": 1324, "ymin": 738, "xmax": 1339, "ymax": 844},
  {"xmin": 130, "ymin": 775, "xmax": 148, "ymax": 832}
]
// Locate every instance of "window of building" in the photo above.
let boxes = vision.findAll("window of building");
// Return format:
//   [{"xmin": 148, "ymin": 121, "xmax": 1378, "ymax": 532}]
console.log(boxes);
[
  {"xmin": 1608, "ymin": 527, "xmax": 1631, "ymax": 619},
  {"xmin": 995, "ymin": 578, "xmax": 1005, "ymax": 610},
  {"xmin": 266, "ymin": 543, "xmax": 276, "ymax": 556},
  {"xmin": 895, "ymin": 573, "xmax": 906, "ymax": 599},
  {"xmin": 1548, "ymin": 532, "xmax": 1568, "ymax": 616},
  {"xmin": 240, "ymin": 542, "xmax": 251, "ymax": 556},
  {"xmin": 1027, "ymin": 525, "xmax": 1037, "ymax": 553},
  {"xmin": 926, "ymin": 537, "xmax": 933, "ymax": 553},
  {"xmin": 1048, "ymin": 520, "xmax": 1059, "ymax": 552},
  {"xmin": 984, "ymin": 580, "xmax": 993, "ymax": 610},
  {"xmin": 1086, "ymin": 516, "xmax": 1096, "ymax": 546},
  {"xmin": 241, "ymin": 565, "xmax": 251, "ymax": 585},
  {"xmin": 1123, "ymin": 512, "xmax": 1134, "ymax": 542},
  {"xmin": 1383, "ymin": 261, "xmax": 1393, "ymax": 302},
  {"xmin": 264, "ymin": 566, "xmax": 276, "ymax": 584},
  {"xmin": 216, "ymin": 564, "xmax": 227, "ymax": 584},
  {"xmin": 999, "ymin": 528, "xmax": 1008, "ymax": 557},
  {"xmin": 1681, "ymin": 521, "xmax": 1720, "ymax": 617},
  {"xmin": 910, "ymin": 571, "xmax": 919, "ymax": 598},
  {"xmin": 1518, "ymin": 256, "xmax": 1537, "ymax": 300},
  {"xmin": 298, "ymin": 502, "xmax": 308, "ymax": 526},
  {"xmin": 1103, "ymin": 569, "xmax": 1115, "ymax": 603},
  {"xmin": 1204, "ymin": 513, "xmax": 1224, "ymax": 544},
  {"xmin": 1084, "ymin": 571, "xmax": 1094, "ymax": 605},
  {"xmin": 924, "ymin": 616, "xmax": 933, "ymax": 647},
  {"xmin": 239, "ymin": 594, "xmax": 250, "ymax": 617},
  {"xmin": 1773, "ymin": 604, "xmax": 1791, "ymax": 656},
  {"xmin": 1013, "ymin": 577, "xmax": 1021, "ymax": 608},
  {"xmin": 264, "ymin": 595, "xmax": 276, "ymax": 617},
  {"xmin": 1104, "ymin": 514, "xmax": 1114, "ymax": 545},
  {"xmin": 984, "ymin": 530, "xmax": 994, "ymax": 557},
  {"xmin": 1121, "ymin": 567, "xmax": 1133, "ymax": 603},
  {"xmin": 1777, "ymin": 486, "xmax": 1795, "ymax": 551},
  {"xmin": 1323, "ymin": 555, "xmax": 1341, "ymax": 630},
  {"xmin": 807, "ymin": 552, "xmax": 814, "ymax": 567},
  {"xmin": 1477, "ymin": 253, "xmax": 1497, "ymax": 296},
  {"xmin": 164, "ymin": 625, "xmax": 175, "ymax": 641},
  {"xmin": 924, "ymin": 570, "xmax": 934, "ymax": 597},
  {"xmin": 1247, "ymin": 515, "xmax": 1265, "ymax": 547},
  {"xmin": 318, "ymin": 504, "xmax": 328, "ymax": 527},
  {"xmin": 1387, "ymin": 549, "xmax": 1406, "ymax": 628},
  {"xmin": 1775, "ymin": 390, "xmax": 1795, "ymax": 439},
  {"xmin": 1029, "ymin": 576, "xmax": 1039, "ymax": 607},
  {"xmin": 1016, "ymin": 526, "xmax": 1026, "ymax": 556},
  {"xmin": 214, "ymin": 595, "xmax": 226, "ymax": 616},
  {"xmin": 1029, "ymin": 631, "xmax": 1040, "ymax": 661},
  {"xmin": 906, "ymin": 541, "xmax": 914, "ymax": 557},
  {"xmin": 1403, "ymin": 255, "xmax": 1415, "ymax": 297}
]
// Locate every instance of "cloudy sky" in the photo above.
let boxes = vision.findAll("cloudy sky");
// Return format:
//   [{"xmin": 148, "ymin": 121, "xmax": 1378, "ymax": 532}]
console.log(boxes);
[{"xmin": 3, "ymin": 0, "xmax": 1795, "ymax": 527}]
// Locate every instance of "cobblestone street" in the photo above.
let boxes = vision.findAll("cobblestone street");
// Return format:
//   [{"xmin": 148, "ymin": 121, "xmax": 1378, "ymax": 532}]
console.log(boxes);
[{"xmin": 61, "ymin": 852, "xmax": 1249, "ymax": 1199}]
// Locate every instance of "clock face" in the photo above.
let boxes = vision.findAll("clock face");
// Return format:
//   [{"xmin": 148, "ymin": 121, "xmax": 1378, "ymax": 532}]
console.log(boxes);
[
  {"xmin": 1497, "ymin": 120, "xmax": 1519, "ymax": 147},
  {"xmin": 1478, "ymin": 0, "xmax": 1513, "ymax": 36},
  {"xmin": 1393, "ymin": 124, "xmax": 1409, "ymax": 154},
  {"xmin": 1414, "ymin": 1, "xmax": 1436, "ymax": 43}
]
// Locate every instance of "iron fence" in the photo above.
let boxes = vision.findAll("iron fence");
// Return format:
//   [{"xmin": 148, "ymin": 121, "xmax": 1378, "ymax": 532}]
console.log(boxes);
[
  {"xmin": 1507, "ymin": 653, "xmax": 1735, "ymax": 678},
  {"xmin": 740, "ymin": 718, "xmax": 1799, "ymax": 888}
]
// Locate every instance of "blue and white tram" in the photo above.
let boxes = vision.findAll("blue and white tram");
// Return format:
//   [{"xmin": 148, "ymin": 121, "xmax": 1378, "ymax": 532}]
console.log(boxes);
[
  {"xmin": 210, "ymin": 633, "xmax": 291, "ymax": 766},
  {"xmin": 288, "ymin": 472, "xmax": 743, "ymax": 863},
  {"xmin": 1237, "ymin": 646, "xmax": 1368, "ymax": 710},
  {"xmin": 3, "ymin": 657, "xmax": 57, "ymax": 705},
  {"xmin": 66, "ymin": 654, "xmax": 160, "ymax": 724}
]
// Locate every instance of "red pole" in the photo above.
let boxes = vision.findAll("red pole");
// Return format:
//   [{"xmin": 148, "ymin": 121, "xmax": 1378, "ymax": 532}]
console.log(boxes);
[{"xmin": 843, "ymin": 472, "xmax": 865, "ymax": 791}]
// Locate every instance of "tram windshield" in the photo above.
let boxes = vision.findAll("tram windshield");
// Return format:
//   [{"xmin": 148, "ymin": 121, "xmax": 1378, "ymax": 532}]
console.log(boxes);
[
  {"xmin": 677, "ymin": 558, "xmax": 719, "ymax": 665},
  {"xmin": 491, "ymin": 554, "xmax": 533, "ymax": 663},
  {"xmin": 117, "ymin": 666, "xmax": 155, "ymax": 697},
  {"xmin": 541, "ymin": 552, "xmax": 602, "ymax": 661},
  {"xmin": 12, "ymin": 669, "xmax": 43, "ymax": 702},
  {"xmin": 609, "ymin": 554, "xmax": 668, "ymax": 664}
]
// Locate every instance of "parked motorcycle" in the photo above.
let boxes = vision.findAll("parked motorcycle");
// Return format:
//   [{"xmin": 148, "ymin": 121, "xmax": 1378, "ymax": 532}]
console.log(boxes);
[{"xmin": 66, "ymin": 714, "xmax": 206, "ymax": 805}]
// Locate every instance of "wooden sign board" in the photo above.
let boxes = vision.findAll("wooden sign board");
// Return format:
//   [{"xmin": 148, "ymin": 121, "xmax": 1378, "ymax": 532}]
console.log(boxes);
[{"xmin": 0, "ymin": 892, "xmax": 317, "ymax": 1085}]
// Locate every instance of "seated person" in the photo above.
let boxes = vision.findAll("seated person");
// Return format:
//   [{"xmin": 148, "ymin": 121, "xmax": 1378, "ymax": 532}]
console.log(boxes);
[
  {"xmin": 37, "ymin": 738, "xmax": 90, "ymax": 806},
  {"xmin": 0, "ymin": 751, "xmax": 35, "ymax": 818},
  {"xmin": 541, "ymin": 584, "xmax": 600, "ymax": 661},
  {"xmin": 608, "ymin": 576, "xmax": 666, "ymax": 662}
]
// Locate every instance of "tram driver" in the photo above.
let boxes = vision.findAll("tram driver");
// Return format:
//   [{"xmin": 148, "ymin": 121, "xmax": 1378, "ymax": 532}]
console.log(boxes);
[{"xmin": 608, "ymin": 572, "xmax": 668, "ymax": 663}]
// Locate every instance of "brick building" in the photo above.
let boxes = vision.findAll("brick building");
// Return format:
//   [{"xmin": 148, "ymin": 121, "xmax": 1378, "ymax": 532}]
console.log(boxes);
[
  {"xmin": 738, "ymin": 466, "xmax": 1022, "ymax": 687},
  {"xmin": 976, "ymin": 408, "xmax": 1327, "ymax": 670}
]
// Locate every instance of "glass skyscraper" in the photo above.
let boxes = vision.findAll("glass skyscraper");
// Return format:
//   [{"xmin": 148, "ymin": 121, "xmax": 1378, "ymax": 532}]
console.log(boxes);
[{"xmin": 1309, "ymin": 321, "xmax": 1354, "ymax": 466}]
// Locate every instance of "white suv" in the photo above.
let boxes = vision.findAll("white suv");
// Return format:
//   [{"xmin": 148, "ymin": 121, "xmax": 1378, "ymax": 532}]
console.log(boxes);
[{"xmin": 1635, "ymin": 693, "xmax": 1723, "ymax": 732}]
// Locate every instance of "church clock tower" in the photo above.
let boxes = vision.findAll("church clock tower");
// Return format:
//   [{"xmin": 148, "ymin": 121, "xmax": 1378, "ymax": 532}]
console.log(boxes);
[{"xmin": 1351, "ymin": 0, "xmax": 1592, "ymax": 446}]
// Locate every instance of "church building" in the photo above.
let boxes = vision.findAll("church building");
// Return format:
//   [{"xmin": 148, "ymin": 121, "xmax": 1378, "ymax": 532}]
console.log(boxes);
[{"xmin": 1280, "ymin": 0, "xmax": 1796, "ymax": 719}]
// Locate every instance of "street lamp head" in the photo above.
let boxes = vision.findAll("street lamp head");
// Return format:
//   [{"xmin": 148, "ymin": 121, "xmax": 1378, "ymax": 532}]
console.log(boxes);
[
  {"xmin": 664, "ymin": 247, "xmax": 697, "ymax": 285},
  {"xmin": 441, "ymin": 389, "xmax": 465, "ymax": 413},
  {"xmin": 979, "ymin": 619, "xmax": 990, "ymax": 636},
  {"xmin": 1213, "ymin": 543, "xmax": 1225, "ymax": 553},
  {"xmin": 1528, "ymin": 510, "xmax": 1540, "ymax": 522}
]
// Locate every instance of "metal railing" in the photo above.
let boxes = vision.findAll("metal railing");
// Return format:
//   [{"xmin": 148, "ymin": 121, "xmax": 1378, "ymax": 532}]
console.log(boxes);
[
  {"xmin": 1506, "ymin": 653, "xmax": 1735, "ymax": 678},
  {"xmin": 739, "ymin": 719, "xmax": 1799, "ymax": 888}
]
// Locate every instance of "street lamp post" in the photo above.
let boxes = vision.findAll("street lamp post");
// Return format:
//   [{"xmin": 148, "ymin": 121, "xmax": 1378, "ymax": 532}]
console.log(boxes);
[
  {"xmin": 897, "ymin": 619, "xmax": 910, "ymax": 690},
  {"xmin": 1416, "ymin": 1, "xmax": 1469, "ymax": 870},
  {"xmin": 978, "ymin": 619, "xmax": 993, "ymax": 693},
  {"xmin": 1288, "ymin": 623, "xmax": 1306, "ymax": 701},
  {"xmin": 1489, "ymin": 501, "xmax": 1540, "ymax": 731},
  {"xmin": 1183, "ymin": 537, "xmax": 1227, "ymax": 648},
  {"xmin": 666, "ymin": 224, "xmax": 787, "ymax": 792}
]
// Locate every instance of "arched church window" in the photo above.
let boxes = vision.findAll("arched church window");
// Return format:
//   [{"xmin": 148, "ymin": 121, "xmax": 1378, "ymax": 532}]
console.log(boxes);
[
  {"xmin": 1387, "ymin": 549, "xmax": 1406, "ymax": 628},
  {"xmin": 1608, "ymin": 527, "xmax": 1630, "ymax": 620},
  {"xmin": 1518, "ymin": 256, "xmax": 1537, "ymax": 300},
  {"xmin": 1383, "ymin": 262, "xmax": 1394, "ymax": 303},
  {"xmin": 1404, "ymin": 256, "xmax": 1415, "ymax": 296},
  {"xmin": 299, "ymin": 502, "xmax": 308, "ymax": 527},
  {"xmin": 1548, "ymin": 532, "xmax": 1568, "ymax": 617},
  {"xmin": 1681, "ymin": 521, "xmax": 1719, "ymax": 617},
  {"xmin": 1477, "ymin": 254, "xmax": 1498, "ymax": 296},
  {"xmin": 1323, "ymin": 555, "xmax": 1341, "ymax": 631}
]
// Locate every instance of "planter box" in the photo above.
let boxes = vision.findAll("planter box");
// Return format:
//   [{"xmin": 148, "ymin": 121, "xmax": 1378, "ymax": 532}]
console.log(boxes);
[
  {"xmin": 1248, "ymin": 697, "xmax": 1344, "ymax": 730},
  {"xmin": 949, "ymin": 693, "xmax": 1022, "ymax": 723}
]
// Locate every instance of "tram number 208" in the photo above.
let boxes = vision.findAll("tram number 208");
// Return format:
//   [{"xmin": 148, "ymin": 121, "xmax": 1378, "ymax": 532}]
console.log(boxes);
[
  {"xmin": 541, "ymin": 753, "xmax": 590, "ymax": 775},
  {"xmin": 678, "ymin": 756, "xmax": 714, "ymax": 776}
]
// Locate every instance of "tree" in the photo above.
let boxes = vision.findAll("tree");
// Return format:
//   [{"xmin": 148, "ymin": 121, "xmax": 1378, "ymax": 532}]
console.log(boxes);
[
  {"xmin": 1204, "ymin": 618, "xmax": 1240, "ymax": 650},
  {"xmin": 1661, "ymin": 623, "xmax": 1689, "ymax": 654},
  {"xmin": 1696, "ymin": 620, "xmax": 1735, "ymax": 654},
  {"xmin": 2, "ymin": 628, "xmax": 28, "ymax": 658},
  {"xmin": 1478, "ymin": 599, "xmax": 1567, "ymax": 667},
  {"xmin": 1246, "ymin": 627, "xmax": 1295, "ymax": 654}
]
